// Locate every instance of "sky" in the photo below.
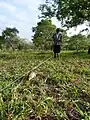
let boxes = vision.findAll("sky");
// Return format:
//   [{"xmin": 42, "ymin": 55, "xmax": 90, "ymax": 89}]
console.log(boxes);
[
  {"xmin": 0, "ymin": 0, "xmax": 89, "ymax": 41},
  {"xmin": 0, "ymin": 0, "xmax": 62, "ymax": 40}
]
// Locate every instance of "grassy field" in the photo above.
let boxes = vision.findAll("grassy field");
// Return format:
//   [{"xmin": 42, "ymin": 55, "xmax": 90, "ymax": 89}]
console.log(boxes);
[{"xmin": 0, "ymin": 50, "xmax": 90, "ymax": 120}]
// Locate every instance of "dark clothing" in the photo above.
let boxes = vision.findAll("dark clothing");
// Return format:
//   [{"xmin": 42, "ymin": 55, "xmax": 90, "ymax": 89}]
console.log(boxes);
[
  {"xmin": 52, "ymin": 32, "xmax": 62, "ymax": 45},
  {"xmin": 53, "ymin": 45, "xmax": 61, "ymax": 53},
  {"xmin": 52, "ymin": 32, "xmax": 62, "ymax": 54},
  {"xmin": 52, "ymin": 31, "xmax": 62, "ymax": 58}
]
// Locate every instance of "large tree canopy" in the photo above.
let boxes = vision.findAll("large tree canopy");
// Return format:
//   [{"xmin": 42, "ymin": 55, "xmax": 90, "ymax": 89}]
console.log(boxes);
[
  {"xmin": 2, "ymin": 27, "xmax": 19, "ymax": 40},
  {"xmin": 39, "ymin": 0, "xmax": 90, "ymax": 27},
  {"xmin": 0, "ymin": 27, "xmax": 34, "ymax": 50},
  {"xmin": 32, "ymin": 19, "xmax": 56, "ymax": 50},
  {"xmin": 1, "ymin": 27, "xmax": 19, "ymax": 50}
]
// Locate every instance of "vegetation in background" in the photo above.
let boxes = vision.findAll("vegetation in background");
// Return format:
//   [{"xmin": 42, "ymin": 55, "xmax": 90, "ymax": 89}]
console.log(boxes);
[
  {"xmin": 67, "ymin": 34, "xmax": 89, "ymax": 52},
  {"xmin": 0, "ymin": 27, "xmax": 33, "ymax": 51},
  {"xmin": 32, "ymin": 19, "xmax": 56, "ymax": 50},
  {"xmin": 0, "ymin": 22, "xmax": 89, "ymax": 52},
  {"xmin": 39, "ymin": 0, "xmax": 90, "ymax": 52}
]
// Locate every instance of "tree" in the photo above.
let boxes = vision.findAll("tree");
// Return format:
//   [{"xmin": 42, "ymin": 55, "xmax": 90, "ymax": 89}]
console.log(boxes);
[
  {"xmin": 87, "ymin": 35, "xmax": 90, "ymax": 54},
  {"xmin": 61, "ymin": 29, "xmax": 70, "ymax": 50},
  {"xmin": 32, "ymin": 19, "xmax": 56, "ymax": 50},
  {"xmin": 39, "ymin": 0, "xmax": 90, "ymax": 28},
  {"xmin": 67, "ymin": 34, "xmax": 88, "ymax": 52},
  {"xmin": 0, "ymin": 27, "xmax": 33, "ymax": 51},
  {"xmin": 0, "ymin": 36, "xmax": 5, "ymax": 49},
  {"xmin": 39, "ymin": 0, "xmax": 90, "ymax": 53},
  {"xmin": 17, "ymin": 38, "xmax": 33, "ymax": 50},
  {"xmin": 2, "ymin": 27, "xmax": 19, "ymax": 50}
]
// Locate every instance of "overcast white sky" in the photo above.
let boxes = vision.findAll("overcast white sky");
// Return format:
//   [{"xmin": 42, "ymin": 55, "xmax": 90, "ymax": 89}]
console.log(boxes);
[{"xmin": 0, "ymin": 0, "xmax": 89, "ymax": 40}]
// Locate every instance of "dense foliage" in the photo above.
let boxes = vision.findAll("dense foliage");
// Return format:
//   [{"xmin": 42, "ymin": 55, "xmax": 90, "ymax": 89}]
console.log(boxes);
[
  {"xmin": 67, "ymin": 34, "xmax": 89, "ymax": 51},
  {"xmin": 39, "ymin": 0, "xmax": 90, "ymax": 52},
  {"xmin": 39, "ymin": 0, "xmax": 90, "ymax": 28},
  {"xmin": 0, "ymin": 27, "xmax": 33, "ymax": 50},
  {"xmin": 32, "ymin": 19, "xmax": 56, "ymax": 50},
  {"xmin": 32, "ymin": 19, "xmax": 89, "ymax": 51}
]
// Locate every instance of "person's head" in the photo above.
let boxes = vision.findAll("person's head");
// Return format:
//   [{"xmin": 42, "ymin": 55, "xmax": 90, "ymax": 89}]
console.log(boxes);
[{"xmin": 56, "ymin": 28, "xmax": 60, "ymax": 33}]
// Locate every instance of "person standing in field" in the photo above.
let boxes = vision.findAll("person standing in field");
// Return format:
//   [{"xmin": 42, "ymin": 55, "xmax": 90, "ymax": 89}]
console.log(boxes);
[{"xmin": 52, "ymin": 28, "xmax": 62, "ymax": 58}]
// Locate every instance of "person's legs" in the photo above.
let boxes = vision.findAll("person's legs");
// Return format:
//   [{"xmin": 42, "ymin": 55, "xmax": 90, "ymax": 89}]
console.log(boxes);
[
  {"xmin": 60, "ymin": 46, "xmax": 61, "ymax": 53},
  {"xmin": 57, "ymin": 53, "xmax": 59, "ymax": 57},
  {"xmin": 56, "ymin": 45, "xmax": 60, "ymax": 58},
  {"xmin": 53, "ymin": 45, "xmax": 61, "ymax": 58},
  {"xmin": 53, "ymin": 45, "xmax": 56, "ymax": 58},
  {"xmin": 54, "ymin": 52, "xmax": 56, "ymax": 58}
]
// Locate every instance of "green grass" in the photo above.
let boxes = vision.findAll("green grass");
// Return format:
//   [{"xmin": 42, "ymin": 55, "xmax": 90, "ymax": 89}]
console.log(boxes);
[{"xmin": 0, "ymin": 50, "xmax": 90, "ymax": 120}]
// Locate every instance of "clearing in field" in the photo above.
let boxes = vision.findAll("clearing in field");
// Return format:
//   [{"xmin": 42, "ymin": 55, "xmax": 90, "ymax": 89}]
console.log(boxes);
[{"xmin": 0, "ymin": 51, "xmax": 90, "ymax": 120}]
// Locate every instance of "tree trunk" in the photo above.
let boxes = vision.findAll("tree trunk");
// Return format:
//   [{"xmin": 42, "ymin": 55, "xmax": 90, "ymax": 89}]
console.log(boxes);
[
  {"xmin": 76, "ymin": 45, "xmax": 78, "ymax": 53},
  {"xmin": 88, "ymin": 47, "xmax": 90, "ymax": 54}
]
